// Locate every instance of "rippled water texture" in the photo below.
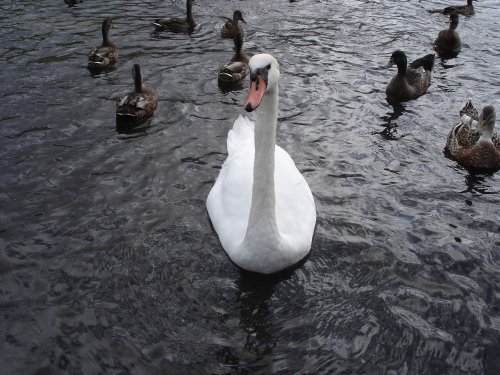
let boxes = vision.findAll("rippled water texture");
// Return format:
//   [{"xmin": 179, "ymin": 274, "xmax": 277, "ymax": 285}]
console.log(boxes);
[{"xmin": 1, "ymin": 0, "xmax": 500, "ymax": 374}]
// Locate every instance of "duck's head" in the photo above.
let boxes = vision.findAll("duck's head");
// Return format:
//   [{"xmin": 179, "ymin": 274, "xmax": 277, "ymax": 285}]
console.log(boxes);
[
  {"xmin": 478, "ymin": 106, "xmax": 496, "ymax": 138},
  {"xmin": 102, "ymin": 19, "xmax": 113, "ymax": 32},
  {"xmin": 187, "ymin": 0, "xmax": 196, "ymax": 8},
  {"xmin": 101, "ymin": 19, "xmax": 114, "ymax": 40},
  {"xmin": 449, "ymin": 13, "xmax": 459, "ymax": 28},
  {"xmin": 234, "ymin": 10, "xmax": 246, "ymax": 23},
  {"xmin": 243, "ymin": 54, "xmax": 280, "ymax": 112},
  {"xmin": 386, "ymin": 50, "xmax": 407, "ymax": 70}
]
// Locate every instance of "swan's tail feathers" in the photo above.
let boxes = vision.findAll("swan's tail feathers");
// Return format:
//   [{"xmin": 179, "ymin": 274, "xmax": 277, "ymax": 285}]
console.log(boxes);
[{"xmin": 227, "ymin": 115, "xmax": 254, "ymax": 155}]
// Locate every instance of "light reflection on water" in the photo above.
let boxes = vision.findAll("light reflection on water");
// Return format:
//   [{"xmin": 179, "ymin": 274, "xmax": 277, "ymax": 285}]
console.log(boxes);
[{"xmin": 1, "ymin": 0, "xmax": 500, "ymax": 374}]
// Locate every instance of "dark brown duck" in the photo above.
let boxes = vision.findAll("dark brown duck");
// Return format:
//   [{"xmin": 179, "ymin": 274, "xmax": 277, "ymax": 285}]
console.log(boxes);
[
  {"xmin": 88, "ymin": 19, "xmax": 118, "ymax": 70},
  {"xmin": 116, "ymin": 64, "xmax": 158, "ymax": 124},
  {"xmin": 152, "ymin": 0, "xmax": 196, "ymax": 33},
  {"xmin": 221, "ymin": 10, "xmax": 246, "ymax": 39},
  {"xmin": 385, "ymin": 50, "xmax": 435, "ymax": 103}
]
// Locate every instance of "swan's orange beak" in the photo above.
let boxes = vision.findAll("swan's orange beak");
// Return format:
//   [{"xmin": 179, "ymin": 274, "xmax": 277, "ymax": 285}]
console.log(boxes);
[{"xmin": 243, "ymin": 74, "xmax": 266, "ymax": 112}]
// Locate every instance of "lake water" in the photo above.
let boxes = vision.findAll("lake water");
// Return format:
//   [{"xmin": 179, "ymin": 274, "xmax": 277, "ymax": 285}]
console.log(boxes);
[{"xmin": 1, "ymin": 0, "xmax": 500, "ymax": 374}]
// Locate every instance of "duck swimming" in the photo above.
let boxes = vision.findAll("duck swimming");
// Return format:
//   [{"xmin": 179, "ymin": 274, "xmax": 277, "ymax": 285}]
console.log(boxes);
[
  {"xmin": 445, "ymin": 102, "xmax": 500, "ymax": 171},
  {"xmin": 152, "ymin": 0, "xmax": 196, "ymax": 33},
  {"xmin": 385, "ymin": 50, "xmax": 435, "ymax": 103},
  {"xmin": 64, "ymin": 0, "xmax": 83, "ymax": 6},
  {"xmin": 428, "ymin": 0, "xmax": 477, "ymax": 16},
  {"xmin": 221, "ymin": 10, "xmax": 246, "ymax": 39},
  {"xmin": 218, "ymin": 31, "xmax": 249, "ymax": 84},
  {"xmin": 88, "ymin": 19, "xmax": 118, "ymax": 70},
  {"xmin": 434, "ymin": 13, "xmax": 461, "ymax": 58},
  {"xmin": 207, "ymin": 54, "xmax": 316, "ymax": 274},
  {"xmin": 116, "ymin": 64, "xmax": 158, "ymax": 123}
]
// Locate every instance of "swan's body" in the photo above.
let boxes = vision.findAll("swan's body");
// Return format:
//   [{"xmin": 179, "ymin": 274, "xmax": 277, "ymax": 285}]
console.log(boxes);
[
  {"xmin": 88, "ymin": 19, "xmax": 118, "ymax": 70},
  {"xmin": 116, "ymin": 64, "xmax": 158, "ymax": 123},
  {"xmin": 152, "ymin": 0, "xmax": 196, "ymax": 33},
  {"xmin": 207, "ymin": 54, "xmax": 316, "ymax": 274},
  {"xmin": 385, "ymin": 50, "xmax": 435, "ymax": 103},
  {"xmin": 445, "ymin": 103, "xmax": 500, "ymax": 170},
  {"xmin": 434, "ymin": 13, "xmax": 461, "ymax": 58},
  {"xmin": 221, "ymin": 10, "xmax": 245, "ymax": 39}
]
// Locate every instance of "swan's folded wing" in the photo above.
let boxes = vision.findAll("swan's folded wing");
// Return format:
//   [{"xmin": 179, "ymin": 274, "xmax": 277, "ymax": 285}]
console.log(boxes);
[
  {"xmin": 227, "ymin": 115, "xmax": 254, "ymax": 155},
  {"xmin": 274, "ymin": 145, "xmax": 316, "ymax": 248},
  {"xmin": 207, "ymin": 138, "xmax": 254, "ymax": 251}
]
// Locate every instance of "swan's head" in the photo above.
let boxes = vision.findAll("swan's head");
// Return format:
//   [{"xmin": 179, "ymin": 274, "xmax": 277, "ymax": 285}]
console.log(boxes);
[
  {"xmin": 478, "ymin": 105, "xmax": 496, "ymax": 138},
  {"xmin": 243, "ymin": 54, "xmax": 280, "ymax": 112}
]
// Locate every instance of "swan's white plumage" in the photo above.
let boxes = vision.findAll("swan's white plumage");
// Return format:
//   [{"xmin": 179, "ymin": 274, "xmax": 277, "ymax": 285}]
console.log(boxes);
[
  {"xmin": 207, "ymin": 115, "xmax": 315, "ymax": 254},
  {"xmin": 207, "ymin": 54, "xmax": 316, "ymax": 274}
]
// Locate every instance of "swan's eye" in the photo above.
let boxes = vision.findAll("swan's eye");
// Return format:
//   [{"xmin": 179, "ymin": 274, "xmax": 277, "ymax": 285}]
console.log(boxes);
[{"xmin": 266, "ymin": 64, "xmax": 271, "ymax": 70}]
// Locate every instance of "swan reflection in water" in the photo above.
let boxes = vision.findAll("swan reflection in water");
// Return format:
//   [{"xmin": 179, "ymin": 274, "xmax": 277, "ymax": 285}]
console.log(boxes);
[{"xmin": 216, "ymin": 270, "xmax": 297, "ymax": 371}]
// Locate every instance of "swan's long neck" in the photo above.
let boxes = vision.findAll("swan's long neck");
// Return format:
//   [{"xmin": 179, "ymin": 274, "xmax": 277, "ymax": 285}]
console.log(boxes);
[{"xmin": 244, "ymin": 86, "xmax": 280, "ymax": 240}]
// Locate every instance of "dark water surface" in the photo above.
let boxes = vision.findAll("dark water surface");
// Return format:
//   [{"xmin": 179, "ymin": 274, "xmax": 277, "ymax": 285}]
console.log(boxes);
[{"xmin": 1, "ymin": 0, "xmax": 500, "ymax": 374}]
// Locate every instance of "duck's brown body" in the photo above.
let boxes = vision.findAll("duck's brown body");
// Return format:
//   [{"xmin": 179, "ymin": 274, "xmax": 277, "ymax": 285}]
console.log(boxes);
[
  {"xmin": 218, "ymin": 32, "xmax": 249, "ymax": 84},
  {"xmin": 386, "ymin": 51, "xmax": 435, "ymax": 103},
  {"xmin": 221, "ymin": 11, "xmax": 245, "ymax": 39},
  {"xmin": 88, "ymin": 19, "xmax": 118, "ymax": 70},
  {"xmin": 152, "ymin": 0, "xmax": 195, "ymax": 33},
  {"xmin": 117, "ymin": 64, "xmax": 158, "ymax": 123},
  {"xmin": 434, "ymin": 14, "xmax": 461, "ymax": 58},
  {"xmin": 446, "ymin": 103, "xmax": 500, "ymax": 171},
  {"xmin": 429, "ymin": 0, "xmax": 476, "ymax": 16}
]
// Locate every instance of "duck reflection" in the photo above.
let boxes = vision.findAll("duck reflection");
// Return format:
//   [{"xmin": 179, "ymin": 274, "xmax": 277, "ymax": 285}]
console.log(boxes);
[
  {"xmin": 377, "ymin": 102, "xmax": 406, "ymax": 140},
  {"xmin": 218, "ymin": 80, "xmax": 244, "ymax": 95},
  {"xmin": 116, "ymin": 117, "xmax": 153, "ymax": 135},
  {"xmin": 462, "ymin": 172, "xmax": 495, "ymax": 194}
]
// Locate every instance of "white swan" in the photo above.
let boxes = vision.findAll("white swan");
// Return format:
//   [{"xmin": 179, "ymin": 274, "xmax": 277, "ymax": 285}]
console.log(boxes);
[{"xmin": 207, "ymin": 54, "xmax": 316, "ymax": 274}]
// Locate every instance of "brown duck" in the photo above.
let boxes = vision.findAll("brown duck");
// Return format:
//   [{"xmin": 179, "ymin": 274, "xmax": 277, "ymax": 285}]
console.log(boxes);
[
  {"xmin": 88, "ymin": 19, "xmax": 118, "ymax": 70},
  {"xmin": 218, "ymin": 31, "xmax": 249, "ymax": 84},
  {"xmin": 434, "ymin": 13, "xmax": 461, "ymax": 58},
  {"xmin": 385, "ymin": 50, "xmax": 435, "ymax": 103},
  {"xmin": 116, "ymin": 64, "xmax": 158, "ymax": 123},
  {"xmin": 221, "ymin": 11, "xmax": 246, "ymax": 39},
  {"xmin": 152, "ymin": 0, "xmax": 196, "ymax": 33},
  {"xmin": 428, "ymin": 0, "xmax": 477, "ymax": 16},
  {"xmin": 445, "ymin": 102, "xmax": 500, "ymax": 171}
]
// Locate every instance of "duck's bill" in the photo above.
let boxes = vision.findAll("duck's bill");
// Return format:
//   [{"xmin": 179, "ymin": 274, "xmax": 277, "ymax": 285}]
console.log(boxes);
[
  {"xmin": 384, "ymin": 58, "xmax": 394, "ymax": 69},
  {"xmin": 243, "ymin": 74, "xmax": 266, "ymax": 112}
]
